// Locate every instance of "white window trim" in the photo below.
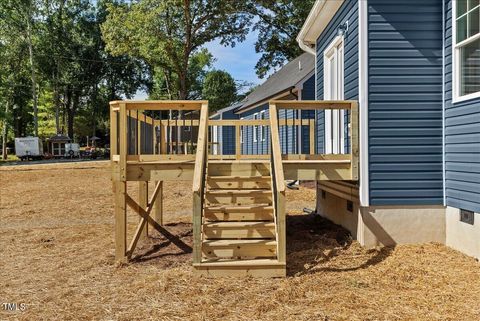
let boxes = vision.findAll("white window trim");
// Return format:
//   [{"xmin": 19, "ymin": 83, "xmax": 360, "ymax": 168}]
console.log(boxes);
[
  {"xmin": 212, "ymin": 125, "xmax": 219, "ymax": 155},
  {"xmin": 358, "ymin": 0, "xmax": 369, "ymax": 207},
  {"xmin": 260, "ymin": 110, "xmax": 266, "ymax": 141},
  {"xmin": 323, "ymin": 35, "xmax": 345, "ymax": 154},
  {"xmin": 452, "ymin": 2, "xmax": 480, "ymax": 103},
  {"xmin": 240, "ymin": 117, "xmax": 244, "ymax": 144},
  {"xmin": 253, "ymin": 113, "xmax": 258, "ymax": 142}
]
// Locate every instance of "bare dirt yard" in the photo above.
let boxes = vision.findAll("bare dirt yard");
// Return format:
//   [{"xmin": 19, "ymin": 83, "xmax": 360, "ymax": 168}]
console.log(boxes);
[{"xmin": 1, "ymin": 161, "xmax": 479, "ymax": 321}]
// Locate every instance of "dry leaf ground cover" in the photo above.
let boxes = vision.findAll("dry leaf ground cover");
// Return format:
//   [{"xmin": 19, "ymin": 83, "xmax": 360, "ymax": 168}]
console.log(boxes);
[{"xmin": 1, "ymin": 161, "xmax": 479, "ymax": 321}]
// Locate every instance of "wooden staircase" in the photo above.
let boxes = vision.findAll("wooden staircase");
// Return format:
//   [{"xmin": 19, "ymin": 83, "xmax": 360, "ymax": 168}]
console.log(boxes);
[{"xmin": 193, "ymin": 160, "xmax": 286, "ymax": 277}]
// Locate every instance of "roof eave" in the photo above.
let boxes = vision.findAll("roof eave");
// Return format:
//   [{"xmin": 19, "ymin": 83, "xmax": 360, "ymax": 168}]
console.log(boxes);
[
  {"xmin": 234, "ymin": 87, "xmax": 296, "ymax": 114},
  {"xmin": 297, "ymin": 0, "xmax": 345, "ymax": 54}
]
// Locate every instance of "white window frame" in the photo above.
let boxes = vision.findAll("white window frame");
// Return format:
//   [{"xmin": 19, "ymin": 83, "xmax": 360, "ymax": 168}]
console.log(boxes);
[
  {"xmin": 212, "ymin": 125, "xmax": 219, "ymax": 155},
  {"xmin": 260, "ymin": 110, "xmax": 266, "ymax": 141},
  {"xmin": 253, "ymin": 113, "xmax": 258, "ymax": 142},
  {"xmin": 452, "ymin": 1, "xmax": 480, "ymax": 103},
  {"xmin": 323, "ymin": 35, "xmax": 345, "ymax": 154},
  {"xmin": 240, "ymin": 117, "xmax": 244, "ymax": 144}
]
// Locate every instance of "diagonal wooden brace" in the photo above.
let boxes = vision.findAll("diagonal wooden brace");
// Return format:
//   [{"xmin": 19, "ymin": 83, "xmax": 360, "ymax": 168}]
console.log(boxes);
[{"xmin": 125, "ymin": 181, "xmax": 163, "ymax": 258}]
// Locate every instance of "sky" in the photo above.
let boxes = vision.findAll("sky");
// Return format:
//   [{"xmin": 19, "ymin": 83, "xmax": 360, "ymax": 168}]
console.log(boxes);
[
  {"xmin": 133, "ymin": 31, "xmax": 263, "ymax": 99},
  {"xmin": 206, "ymin": 30, "xmax": 263, "ymax": 89}
]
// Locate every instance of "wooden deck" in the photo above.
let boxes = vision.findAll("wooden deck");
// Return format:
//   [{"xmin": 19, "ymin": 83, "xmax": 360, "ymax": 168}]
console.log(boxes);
[{"xmin": 110, "ymin": 100, "xmax": 358, "ymax": 276}]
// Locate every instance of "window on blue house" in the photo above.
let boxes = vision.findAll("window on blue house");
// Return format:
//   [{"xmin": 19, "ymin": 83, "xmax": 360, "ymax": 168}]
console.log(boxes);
[
  {"xmin": 240, "ymin": 117, "xmax": 244, "ymax": 144},
  {"xmin": 260, "ymin": 111, "xmax": 266, "ymax": 141},
  {"xmin": 253, "ymin": 113, "xmax": 258, "ymax": 142},
  {"xmin": 454, "ymin": 0, "xmax": 480, "ymax": 100}
]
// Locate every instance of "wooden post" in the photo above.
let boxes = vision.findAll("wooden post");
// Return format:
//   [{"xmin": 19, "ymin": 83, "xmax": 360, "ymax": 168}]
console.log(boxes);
[
  {"xmin": 153, "ymin": 181, "xmax": 163, "ymax": 226},
  {"xmin": 119, "ymin": 103, "xmax": 127, "ymax": 181},
  {"xmin": 192, "ymin": 102, "xmax": 208, "ymax": 264},
  {"xmin": 160, "ymin": 123, "xmax": 166, "ymax": 154},
  {"xmin": 192, "ymin": 191, "xmax": 202, "ymax": 264},
  {"xmin": 114, "ymin": 181, "xmax": 127, "ymax": 263},
  {"xmin": 277, "ymin": 191, "xmax": 286, "ymax": 264},
  {"xmin": 235, "ymin": 124, "xmax": 241, "ymax": 160},
  {"xmin": 115, "ymin": 103, "xmax": 128, "ymax": 263},
  {"xmin": 137, "ymin": 113, "xmax": 142, "ymax": 155},
  {"xmin": 350, "ymin": 101, "xmax": 359, "ymax": 181},
  {"xmin": 309, "ymin": 119, "xmax": 315, "ymax": 155},
  {"xmin": 110, "ymin": 108, "xmax": 118, "ymax": 158},
  {"xmin": 139, "ymin": 181, "xmax": 148, "ymax": 238}
]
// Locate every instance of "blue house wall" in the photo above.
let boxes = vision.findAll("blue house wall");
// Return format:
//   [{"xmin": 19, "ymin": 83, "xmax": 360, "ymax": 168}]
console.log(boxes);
[
  {"xmin": 239, "ymin": 104, "xmax": 271, "ymax": 155},
  {"xmin": 315, "ymin": 0, "xmax": 359, "ymax": 154},
  {"xmin": 444, "ymin": 0, "xmax": 480, "ymax": 213},
  {"xmin": 237, "ymin": 74, "xmax": 316, "ymax": 155},
  {"xmin": 367, "ymin": 0, "xmax": 444, "ymax": 205},
  {"xmin": 211, "ymin": 108, "xmax": 238, "ymax": 155}
]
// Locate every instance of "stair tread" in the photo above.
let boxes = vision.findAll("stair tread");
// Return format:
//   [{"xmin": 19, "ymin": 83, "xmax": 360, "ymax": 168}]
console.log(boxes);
[
  {"xmin": 208, "ymin": 160, "xmax": 270, "ymax": 164},
  {"xmin": 207, "ymin": 175, "xmax": 271, "ymax": 179},
  {"xmin": 206, "ymin": 189, "xmax": 272, "ymax": 194},
  {"xmin": 204, "ymin": 221, "xmax": 275, "ymax": 227},
  {"xmin": 203, "ymin": 239, "xmax": 277, "ymax": 246},
  {"xmin": 195, "ymin": 258, "xmax": 284, "ymax": 267},
  {"xmin": 205, "ymin": 205, "xmax": 274, "ymax": 210}
]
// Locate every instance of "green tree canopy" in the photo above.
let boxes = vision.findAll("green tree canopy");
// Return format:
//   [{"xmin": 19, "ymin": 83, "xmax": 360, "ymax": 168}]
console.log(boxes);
[
  {"xmin": 247, "ymin": 0, "xmax": 315, "ymax": 79},
  {"xmin": 201, "ymin": 70, "xmax": 237, "ymax": 112},
  {"xmin": 101, "ymin": 0, "xmax": 252, "ymax": 99}
]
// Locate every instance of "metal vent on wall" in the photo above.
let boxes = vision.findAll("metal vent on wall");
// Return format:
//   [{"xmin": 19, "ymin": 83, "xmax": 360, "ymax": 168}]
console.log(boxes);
[{"xmin": 460, "ymin": 209, "xmax": 475, "ymax": 225}]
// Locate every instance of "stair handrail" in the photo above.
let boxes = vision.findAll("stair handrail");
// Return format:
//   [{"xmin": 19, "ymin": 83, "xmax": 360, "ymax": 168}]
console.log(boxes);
[
  {"xmin": 192, "ymin": 102, "xmax": 209, "ymax": 193},
  {"xmin": 192, "ymin": 102, "xmax": 209, "ymax": 264},
  {"xmin": 269, "ymin": 102, "xmax": 286, "ymax": 264},
  {"xmin": 268, "ymin": 102, "xmax": 286, "ymax": 192}
]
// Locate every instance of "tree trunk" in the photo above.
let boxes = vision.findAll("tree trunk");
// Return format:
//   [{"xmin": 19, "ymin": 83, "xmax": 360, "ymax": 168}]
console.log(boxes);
[
  {"xmin": 54, "ymin": 81, "xmax": 60, "ymax": 134},
  {"xmin": 92, "ymin": 83, "xmax": 98, "ymax": 136},
  {"xmin": 2, "ymin": 101, "xmax": 9, "ymax": 160},
  {"xmin": 64, "ymin": 89, "xmax": 71, "ymax": 136},
  {"xmin": 26, "ymin": 12, "xmax": 38, "ymax": 137},
  {"xmin": 67, "ymin": 93, "xmax": 79, "ymax": 140}
]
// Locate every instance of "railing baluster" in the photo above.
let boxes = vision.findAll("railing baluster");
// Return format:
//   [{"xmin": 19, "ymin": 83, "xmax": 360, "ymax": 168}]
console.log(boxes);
[{"xmin": 189, "ymin": 111, "xmax": 193, "ymax": 154}]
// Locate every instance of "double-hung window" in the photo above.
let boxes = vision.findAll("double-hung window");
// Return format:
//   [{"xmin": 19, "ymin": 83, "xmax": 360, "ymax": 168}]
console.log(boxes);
[
  {"xmin": 253, "ymin": 113, "xmax": 258, "ymax": 142},
  {"xmin": 454, "ymin": 0, "xmax": 480, "ymax": 101},
  {"xmin": 260, "ymin": 111, "xmax": 266, "ymax": 141},
  {"xmin": 240, "ymin": 117, "xmax": 244, "ymax": 144}
]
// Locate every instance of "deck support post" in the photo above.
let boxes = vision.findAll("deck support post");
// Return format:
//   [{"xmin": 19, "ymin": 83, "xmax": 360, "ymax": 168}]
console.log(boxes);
[
  {"xmin": 139, "ymin": 181, "xmax": 148, "ymax": 238},
  {"xmin": 114, "ymin": 181, "xmax": 128, "ymax": 263},
  {"xmin": 153, "ymin": 181, "xmax": 163, "ymax": 226}
]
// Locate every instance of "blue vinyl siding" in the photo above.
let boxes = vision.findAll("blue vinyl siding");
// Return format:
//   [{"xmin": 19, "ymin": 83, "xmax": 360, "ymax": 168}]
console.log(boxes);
[
  {"xmin": 368, "ymin": 0, "xmax": 444, "ymax": 205},
  {"xmin": 237, "ymin": 75, "xmax": 316, "ymax": 155},
  {"xmin": 301, "ymin": 76, "xmax": 316, "ymax": 153},
  {"xmin": 444, "ymin": 0, "xmax": 480, "ymax": 212},
  {"xmin": 211, "ymin": 108, "xmax": 238, "ymax": 155},
  {"xmin": 315, "ymin": 0, "xmax": 359, "ymax": 154},
  {"xmin": 240, "ymin": 104, "xmax": 271, "ymax": 155},
  {"xmin": 220, "ymin": 109, "xmax": 237, "ymax": 155}
]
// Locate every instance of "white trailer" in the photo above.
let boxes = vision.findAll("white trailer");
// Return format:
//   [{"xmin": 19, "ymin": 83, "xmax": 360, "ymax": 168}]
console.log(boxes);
[
  {"xmin": 64, "ymin": 143, "xmax": 80, "ymax": 158},
  {"xmin": 14, "ymin": 137, "xmax": 44, "ymax": 160}
]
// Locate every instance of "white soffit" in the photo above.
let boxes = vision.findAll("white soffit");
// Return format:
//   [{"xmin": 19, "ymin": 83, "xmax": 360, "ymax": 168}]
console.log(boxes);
[{"xmin": 297, "ymin": 0, "xmax": 345, "ymax": 54}]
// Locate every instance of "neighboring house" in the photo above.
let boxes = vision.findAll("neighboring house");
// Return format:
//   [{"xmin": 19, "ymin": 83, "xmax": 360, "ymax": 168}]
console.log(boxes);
[
  {"xmin": 209, "ymin": 102, "xmax": 241, "ymax": 155},
  {"xmin": 297, "ymin": 0, "xmax": 480, "ymax": 259},
  {"xmin": 235, "ymin": 53, "xmax": 316, "ymax": 155},
  {"xmin": 48, "ymin": 134, "xmax": 71, "ymax": 157}
]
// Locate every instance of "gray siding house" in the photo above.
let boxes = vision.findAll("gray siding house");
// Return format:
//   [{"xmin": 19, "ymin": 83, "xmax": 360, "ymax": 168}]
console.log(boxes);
[
  {"xmin": 297, "ymin": 0, "xmax": 479, "ymax": 259},
  {"xmin": 235, "ymin": 53, "xmax": 316, "ymax": 155},
  {"xmin": 211, "ymin": 53, "xmax": 317, "ymax": 156}
]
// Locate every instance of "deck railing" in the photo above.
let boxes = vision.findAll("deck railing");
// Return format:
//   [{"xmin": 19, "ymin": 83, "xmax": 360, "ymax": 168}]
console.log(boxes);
[
  {"xmin": 269, "ymin": 100, "xmax": 359, "ymax": 181},
  {"xmin": 110, "ymin": 99, "xmax": 358, "ymax": 263},
  {"xmin": 110, "ymin": 100, "xmax": 206, "ymax": 167}
]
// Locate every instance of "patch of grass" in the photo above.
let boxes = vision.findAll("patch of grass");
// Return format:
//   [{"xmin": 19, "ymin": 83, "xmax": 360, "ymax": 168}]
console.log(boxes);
[{"xmin": 0, "ymin": 154, "xmax": 19, "ymax": 162}]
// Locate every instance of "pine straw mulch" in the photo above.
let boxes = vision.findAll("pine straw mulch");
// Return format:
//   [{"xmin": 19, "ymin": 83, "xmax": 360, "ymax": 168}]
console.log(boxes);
[{"xmin": 1, "ymin": 161, "xmax": 479, "ymax": 321}]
